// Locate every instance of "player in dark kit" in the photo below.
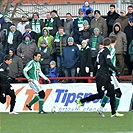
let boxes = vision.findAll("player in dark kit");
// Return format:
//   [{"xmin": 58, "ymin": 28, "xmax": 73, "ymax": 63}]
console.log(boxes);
[
  {"xmin": 76, "ymin": 38, "xmax": 123, "ymax": 117},
  {"xmin": 0, "ymin": 55, "xmax": 18, "ymax": 114}
]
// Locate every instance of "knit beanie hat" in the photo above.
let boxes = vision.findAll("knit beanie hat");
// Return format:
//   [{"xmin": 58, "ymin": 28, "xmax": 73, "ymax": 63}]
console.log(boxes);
[
  {"xmin": 68, "ymin": 37, "xmax": 74, "ymax": 42},
  {"xmin": 41, "ymin": 39, "xmax": 47, "ymax": 45},
  {"xmin": 25, "ymin": 24, "xmax": 31, "ymax": 29},
  {"xmin": 22, "ymin": 13, "xmax": 28, "ymax": 18},
  {"xmin": 81, "ymin": 40, "xmax": 87, "ymax": 44},
  {"xmin": 23, "ymin": 33, "xmax": 32, "ymax": 40},
  {"xmin": 83, "ymin": 20, "xmax": 89, "ymax": 25},
  {"xmin": 4, "ymin": 14, "xmax": 10, "ymax": 18},
  {"xmin": 94, "ymin": 27, "xmax": 100, "ymax": 32}
]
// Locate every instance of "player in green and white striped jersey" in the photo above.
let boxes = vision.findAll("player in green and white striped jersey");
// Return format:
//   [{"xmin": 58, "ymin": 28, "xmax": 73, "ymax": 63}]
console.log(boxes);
[
  {"xmin": 23, "ymin": 52, "xmax": 50, "ymax": 114},
  {"xmin": 97, "ymin": 36, "xmax": 124, "ymax": 117}
]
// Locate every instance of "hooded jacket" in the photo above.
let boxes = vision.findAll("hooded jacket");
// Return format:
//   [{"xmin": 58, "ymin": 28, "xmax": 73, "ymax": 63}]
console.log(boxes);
[
  {"xmin": 17, "ymin": 36, "xmax": 38, "ymax": 66},
  {"xmin": 38, "ymin": 27, "xmax": 54, "ymax": 54},
  {"xmin": 110, "ymin": 22, "xmax": 127, "ymax": 54},
  {"xmin": 8, "ymin": 48, "xmax": 23, "ymax": 78}
]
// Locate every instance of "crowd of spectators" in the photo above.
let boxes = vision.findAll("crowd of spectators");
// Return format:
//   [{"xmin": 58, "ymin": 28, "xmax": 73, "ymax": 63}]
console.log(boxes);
[{"xmin": 0, "ymin": 2, "xmax": 133, "ymax": 83}]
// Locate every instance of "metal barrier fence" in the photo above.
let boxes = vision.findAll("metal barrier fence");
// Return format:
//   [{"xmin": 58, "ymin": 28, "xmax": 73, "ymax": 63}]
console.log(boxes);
[{"xmin": 16, "ymin": 75, "xmax": 132, "ymax": 84}]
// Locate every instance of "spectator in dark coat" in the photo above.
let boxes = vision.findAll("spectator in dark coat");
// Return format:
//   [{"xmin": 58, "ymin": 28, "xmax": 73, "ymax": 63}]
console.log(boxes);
[
  {"xmin": 84, "ymin": 9, "xmax": 94, "ymax": 25},
  {"xmin": 78, "ymin": 40, "xmax": 94, "ymax": 78},
  {"xmin": 0, "ymin": 12, "xmax": 4, "ymax": 29},
  {"xmin": 39, "ymin": 39, "xmax": 50, "ymax": 75},
  {"xmin": 62, "ymin": 37, "xmax": 80, "ymax": 83},
  {"xmin": 64, "ymin": 13, "xmax": 73, "ymax": 36},
  {"xmin": 79, "ymin": 20, "xmax": 93, "ymax": 44},
  {"xmin": 23, "ymin": 24, "xmax": 38, "ymax": 45},
  {"xmin": 17, "ymin": 33, "xmax": 38, "ymax": 66},
  {"xmin": 73, "ymin": 8, "xmax": 85, "ymax": 45},
  {"xmin": 1, "ymin": 14, "xmax": 13, "ymax": 49},
  {"xmin": 126, "ymin": 5, "xmax": 133, "ymax": 19},
  {"xmin": 6, "ymin": 24, "xmax": 22, "ymax": 54},
  {"xmin": 8, "ymin": 48, "xmax": 23, "ymax": 83},
  {"xmin": 49, "ymin": 10, "xmax": 62, "ymax": 37},
  {"xmin": 106, "ymin": 4, "xmax": 120, "ymax": 36},
  {"xmin": 53, "ymin": 26, "xmax": 68, "ymax": 76},
  {"xmin": 89, "ymin": 28, "xmax": 104, "ymax": 70},
  {"xmin": 124, "ymin": 17, "xmax": 133, "ymax": 74},
  {"xmin": 115, "ymin": 10, "xmax": 128, "ymax": 32},
  {"xmin": 30, "ymin": 12, "xmax": 45, "ymax": 40},
  {"xmin": 91, "ymin": 10, "xmax": 108, "ymax": 38}
]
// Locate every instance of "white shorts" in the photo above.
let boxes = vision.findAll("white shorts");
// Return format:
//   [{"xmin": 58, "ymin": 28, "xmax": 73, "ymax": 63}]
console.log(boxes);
[
  {"xmin": 111, "ymin": 74, "xmax": 120, "ymax": 90},
  {"xmin": 29, "ymin": 80, "xmax": 42, "ymax": 93}
]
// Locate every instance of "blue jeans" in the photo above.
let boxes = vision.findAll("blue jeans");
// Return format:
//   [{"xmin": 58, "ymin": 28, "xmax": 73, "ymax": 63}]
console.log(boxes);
[
  {"xmin": 56, "ymin": 55, "xmax": 63, "ymax": 77},
  {"xmin": 64, "ymin": 68, "xmax": 76, "ymax": 83}
]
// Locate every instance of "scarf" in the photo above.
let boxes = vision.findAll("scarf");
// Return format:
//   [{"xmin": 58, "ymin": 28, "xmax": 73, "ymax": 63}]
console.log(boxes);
[
  {"xmin": 39, "ymin": 46, "xmax": 48, "ymax": 53},
  {"xmin": 78, "ymin": 17, "xmax": 84, "ymax": 31},
  {"xmin": 91, "ymin": 35, "xmax": 98, "ymax": 50},
  {"xmin": 54, "ymin": 32, "xmax": 65, "ymax": 42},
  {"xmin": 24, "ymin": 40, "xmax": 31, "ymax": 45},
  {"xmin": 31, "ymin": 18, "xmax": 41, "ymax": 33},
  {"xmin": 7, "ymin": 31, "xmax": 14, "ymax": 44},
  {"xmin": 45, "ymin": 18, "xmax": 54, "ymax": 30}
]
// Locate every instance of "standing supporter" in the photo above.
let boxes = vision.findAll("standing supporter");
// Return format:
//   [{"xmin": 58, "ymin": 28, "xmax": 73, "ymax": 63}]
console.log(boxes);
[
  {"xmin": 73, "ymin": 8, "xmax": 85, "ymax": 45},
  {"xmin": 17, "ymin": 33, "xmax": 38, "ymax": 66},
  {"xmin": 38, "ymin": 27, "xmax": 54, "ymax": 61},
  {"xmin": 30, "ymin": 12, "xmax": 44, "ymax": 40},
  {"xmin": 1, "ymin": 14, "xmax": 13, "ymax": 51},
  {"xmin": 126, "ymin": 5, "xmax": 133, "ymax": 18},
  {"xmin": 77, "ymin": 40, "xmax": 94, "ymax": 79},
  {"xmin": 79, "ymin": 20, "xmax": 93, "ymax": 44},
  {"xmin": 128, "ymin": 40, "xmax": 133, "ymax": 72},
  {"xmin": 45, "ymin": 12, "xmax": 53, "ymax": 30},
  {"xmin": 53, "ymin": 26, "xmax": 68, "ymax": 76},
  {"xmin": 48, "ymin": 60, "xmax": 59, "ymax": 83},
  {"xmin": 0, "ymin": 55, "xmax": 18, "ymax": 114},
  {"xmin": 0, "ymin": 12, "xmax": 4, "ymax": 30},
  {"xmin": 39, "ymin": 39, "xmax": 50, "ymax": 75},
  {"xmin": 6, "ymin": 24, "xmax": 22, "ymax": 54},
  {"xmin": 8, "ymin": 48, "xmax": 23, "ymax": 83},
  {"xmin": 124, "ymin": 17, "xmax": 133, "ymax": 75},
  {"xmin": 1, "ymin": 14, "xmax": 12, "ymax": 36},
  {"xmin": 115, "ymin": 10, "xmax": 128, "ymax": 32},
  {"xmin": 23, "ymin": 52, "xmax": 50, "ymax": 114},
  {"xmin": 106, "ymin": 4, "xmax": 120, "ymax": 36},
  {"xmin": 88, "ymin": 28, "xmax": 104, "ymax": 71},
  {"xmin": 0, "ymin": 36, "xmax": 5, "ymax": 63},
  {"xmin": 82, "ymin": 1, "xmax": 93, "ymax": 17},
  {"xmin": 84, "ymin": 9, "xmax": 94, "ymax": 25},
  {"xmin": 91, "ymin": 10, "xmax": 108, "ymax": 38},
  {"xmin": 129, "ymin": 39, "xmax": 133, "ymax": 111},
  {"xmin": 49, "ymin": 10, "xmax": 62, "ymax": 37},
  {"xmin": 76, "ymin": 38, "xmax": 123, "ymax": 117},
  {"xmin": 64, "ymin": 13, "xmax": 73, "ymax": 36},
  {"xmin": 23, "ymin": 24, "xmax": 38, "ymax": 45},
  {"xmin": 110, "ymin": 22, "xmax": 127, "ymax": 75},
  {"xmin": 62, "ymin": 37, "xmax": 80, "ymax": 83},
  {"xmin": 17, "ymin": 13, "xmax": 29, "ymax": 35}
]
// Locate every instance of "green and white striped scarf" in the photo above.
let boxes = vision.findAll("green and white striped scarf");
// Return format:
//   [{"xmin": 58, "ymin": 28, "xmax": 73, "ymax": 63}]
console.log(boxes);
[{"xmin": 32, "ymin": 18, "xmax": 41, "ymax": 33}]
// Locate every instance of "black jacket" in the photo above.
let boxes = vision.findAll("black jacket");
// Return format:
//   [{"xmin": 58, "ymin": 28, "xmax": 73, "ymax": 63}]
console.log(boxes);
[
  {"xmin": 106, "ymin": 11, "xmax": 119, "ymax": 35},
  {"xmin": 0, "ymin": 62, "xmax": 11, "ymax": 93},
  {"xmin": 79, "ymin": 46, "xmax": 94, "ymax": 76},
  {"xmin": 96, "ymin": 47, "xmax": 117, "ymax": 76}
]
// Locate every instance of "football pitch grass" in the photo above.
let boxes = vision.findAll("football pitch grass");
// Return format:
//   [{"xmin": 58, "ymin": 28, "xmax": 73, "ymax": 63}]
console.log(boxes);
[{"xmin": 0, "ymin": 112, "xmax": 133, "ymax": 133}]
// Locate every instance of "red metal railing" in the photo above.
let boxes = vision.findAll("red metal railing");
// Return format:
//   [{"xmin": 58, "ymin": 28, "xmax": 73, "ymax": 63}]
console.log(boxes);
[{"xmin": 16, "ymin": 75, "xmax": 131, "ymax": 84}]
